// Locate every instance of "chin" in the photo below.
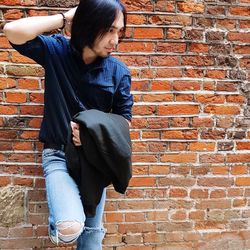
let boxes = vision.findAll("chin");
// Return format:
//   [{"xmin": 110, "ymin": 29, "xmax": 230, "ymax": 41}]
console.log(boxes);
[{"xmin": 100, "ymin": 53, "xmax": 110, "ymax": 58}]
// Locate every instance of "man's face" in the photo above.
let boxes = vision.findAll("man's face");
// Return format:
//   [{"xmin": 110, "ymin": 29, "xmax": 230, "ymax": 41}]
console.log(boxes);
[{"xmin": 91, "ymin": 11, "xmax": 124, "ymax": 58}]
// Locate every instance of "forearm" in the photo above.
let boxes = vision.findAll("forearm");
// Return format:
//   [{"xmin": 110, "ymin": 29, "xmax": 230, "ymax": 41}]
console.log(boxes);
[{"xmin": 3, "ymin": 14, "xmax": 64, "ymax": 45}]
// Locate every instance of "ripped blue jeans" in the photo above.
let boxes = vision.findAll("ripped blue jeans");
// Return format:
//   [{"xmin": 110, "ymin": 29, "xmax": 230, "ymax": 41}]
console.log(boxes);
[{"xmin": 42, "ymin": 148, "xmax": 106, "ymax": 249}]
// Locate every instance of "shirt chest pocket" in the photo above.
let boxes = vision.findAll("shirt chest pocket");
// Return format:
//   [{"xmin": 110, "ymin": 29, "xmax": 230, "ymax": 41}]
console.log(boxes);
[
  {"xmin": 87, "ymin": 72, "xmax": 114, "ymax": 92},
  {"xmin": 82, "ymin": 72, "xmax": 115, "ymax": 112}
]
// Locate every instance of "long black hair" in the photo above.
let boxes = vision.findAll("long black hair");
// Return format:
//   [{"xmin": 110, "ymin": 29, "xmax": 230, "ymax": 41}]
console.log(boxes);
[{"xmin": 70, "ymin": 0, "xmax": 127, "ymax": 54}]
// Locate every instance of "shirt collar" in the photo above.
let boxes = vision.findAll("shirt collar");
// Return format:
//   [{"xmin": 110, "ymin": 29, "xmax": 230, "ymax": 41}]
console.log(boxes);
[{"xmin": 70, "ymin": 44, "xmax": 107, "ymax": 72}]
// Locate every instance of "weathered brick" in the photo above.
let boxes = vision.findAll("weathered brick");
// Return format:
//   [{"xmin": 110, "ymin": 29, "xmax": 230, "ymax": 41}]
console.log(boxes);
[{"xmin": 1, "ymin": 1, "xmax": 250, "ymax": 249}]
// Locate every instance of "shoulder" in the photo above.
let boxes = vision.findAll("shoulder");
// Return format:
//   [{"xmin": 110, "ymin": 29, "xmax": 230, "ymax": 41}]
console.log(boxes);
[
  {"xmin": 104, "ymin": 56, "xmax": 130, "ymax": 75},
  {"xmin": 39, "ymin": 34, "xmax": 70, "ymax": 54}
]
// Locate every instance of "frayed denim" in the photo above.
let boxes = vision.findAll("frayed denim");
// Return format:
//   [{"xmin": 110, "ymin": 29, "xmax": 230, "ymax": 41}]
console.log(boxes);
[{"xmin": 42, "ymin": 148, "xmax": 106, "ymax": 249}]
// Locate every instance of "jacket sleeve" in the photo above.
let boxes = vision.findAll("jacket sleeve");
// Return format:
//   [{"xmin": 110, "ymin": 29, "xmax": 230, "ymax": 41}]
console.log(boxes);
[{"xmin": 112, "ymin": 73, "xmax": 134, "ymax": 121}]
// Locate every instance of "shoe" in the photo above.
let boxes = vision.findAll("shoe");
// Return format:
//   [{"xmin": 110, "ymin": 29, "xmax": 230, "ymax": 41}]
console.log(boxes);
[{"xmin": 49, "ymin": 228, "xmax": 59, "ymax": 245}]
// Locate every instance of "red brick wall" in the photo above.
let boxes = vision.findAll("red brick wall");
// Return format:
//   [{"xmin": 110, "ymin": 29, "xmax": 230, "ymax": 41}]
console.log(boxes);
[{"xmin": 0, "ymin": 0, "xmax": 250, "ymax": 249}]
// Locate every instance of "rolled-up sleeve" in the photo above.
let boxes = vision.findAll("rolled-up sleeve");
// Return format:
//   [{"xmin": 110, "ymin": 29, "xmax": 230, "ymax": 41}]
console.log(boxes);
[
  {"xmin": 10, "ymin": 35, "xmax": 46, "ymax": 66},
  {"xmin": 112, "ymin": 73, "xmax": 134, "ymax": 121}
]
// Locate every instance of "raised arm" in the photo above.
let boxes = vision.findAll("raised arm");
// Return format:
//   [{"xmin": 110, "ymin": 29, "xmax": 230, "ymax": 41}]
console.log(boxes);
[{"xmin": 3, "ymin": 7, "xmax": 77, "ymax": 45}]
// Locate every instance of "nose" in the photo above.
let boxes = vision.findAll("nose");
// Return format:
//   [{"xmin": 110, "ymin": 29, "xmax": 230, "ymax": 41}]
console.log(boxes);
[{"xmin": 110, "ymin": 33, "xmax": 119, "ymax": 46}]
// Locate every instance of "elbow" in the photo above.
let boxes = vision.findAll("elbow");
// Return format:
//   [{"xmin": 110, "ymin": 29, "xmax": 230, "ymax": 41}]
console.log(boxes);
[
  {"xmin": 3, "ymin": 22, "xmax": 28, "ymax": 45},
  {"xmin": 3, "ymin": 22, "xmax": 17, "ymax": 41},
  {"xmin": 3, "ymin": 22, "xmax": 12, "ymax": 37}
]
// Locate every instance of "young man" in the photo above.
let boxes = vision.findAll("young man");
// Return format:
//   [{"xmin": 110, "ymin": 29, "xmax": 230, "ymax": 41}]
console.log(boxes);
[{"xmin": 4, "ymin": 0, "xmax": 133, "ymax": 249}]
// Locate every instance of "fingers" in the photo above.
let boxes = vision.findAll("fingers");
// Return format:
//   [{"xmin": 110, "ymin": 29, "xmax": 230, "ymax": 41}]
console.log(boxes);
[{"xmin": 70, "ymin": 121, "xmax": 81, "ymax": 146}]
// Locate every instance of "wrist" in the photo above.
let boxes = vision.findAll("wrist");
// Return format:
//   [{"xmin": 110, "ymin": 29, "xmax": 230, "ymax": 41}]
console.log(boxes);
[{"xmin": 60, "ymin": 13, "xmax": 66, "ymax": 29}]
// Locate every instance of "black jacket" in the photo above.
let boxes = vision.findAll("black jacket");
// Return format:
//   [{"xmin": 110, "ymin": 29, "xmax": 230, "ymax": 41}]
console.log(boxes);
[{"xmin": 65, "ymin": 109, "xmax": 132, "ymax": 217}]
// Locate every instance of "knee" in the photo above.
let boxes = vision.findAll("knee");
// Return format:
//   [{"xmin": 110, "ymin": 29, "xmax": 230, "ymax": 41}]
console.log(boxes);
[{"xmin": 57, "ymin": 220, "xmax": 83, "ymax": 242}]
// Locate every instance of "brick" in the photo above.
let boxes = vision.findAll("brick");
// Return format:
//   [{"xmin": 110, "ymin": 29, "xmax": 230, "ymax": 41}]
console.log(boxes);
[
  {"xmin": 207, "ymin": 5, "xmax": 225, "ymax": 15},
  {"xmin": 206, "ymin": 70, "xmax": 226, "ymax": 79},
  {"xmin": 142, "ymin": 94, "xmax": 173, "ymax": 102},
  {"xmin": 190, "ymin": 189, "xmax": 208, "ymax": 199},
  {"xmin": 0, "ymin": 176, "xmax": 11, "ymax": 186},
  {"xmin": 198, "ymin": 178, "xmax": 233, "ymax": 187},
  {"xmin": 134, "ymin": 28, "xmax": 164, "ymax": 39},
  {"xmin": 127, "ymin": 14, "xmax": 146, "ymax": 25},
  {"xmin": 189, "ymin": 211, "xmax": 205, "ymax": 220},
  {"xmin": 11, "ymin": 51, "xmax": 35, "ymax": 64},
  {"xmin": 236, "ymin": 142, "xmax": 250, "ymax": 150},
  {"xmin": 195, "ymin": 221, "xmax": 227, "ymax": 230},
  {"xmin": 185, "ymin": 29, "xmax": 203, "ymax": 40},
  {"xmin": 192, "ymin": 117, "xmax": 213, "ymax": 127},
  {"xmin": 116, "ymin": 55, "xmax": 149, "ymax": 66},
  {"xmin": 124, "ymin": 0, "xmax": 153, "ymax": 11},
  {"xmin": 233, "ymin": 198, "xmax": 247, "ymax": 207},
  {"xmin": 5, "ymin": 92, "xmax": 27, "ymax": 103},
  {"xmin": 183, "ymin": 68, "xmax": 203, "ymax": 78},
  {"xmin": 0, "ymin": 77, "xmax": 16, "ymax": 90},
  {"xmin": 236, "ymin": 178, "xmax": 250, "ymax": 186},
  {"xmin": 234, "ymin": 45, "xmax": 250, "ymax": 54},
  {"xmin": 149, "ymin": 15, "xmax": 191, "ymax": 26},
  {"xmin": 217, "ymin": 19, "xmax": 236, "ymax": 30},
  {"xmin": 157, "ymin": 42, "xmax": 186, "ymax": 53},
  {"xmin": 207, "ymin": 31, "xmax": 225, "ymax": 41},
  {"xmin": 189, "ymin": 43, "xmax": 209, "ymax": 53},
  {"xmin": 158, "ymin": 105, "xmax": 199, "ymax": 115},
  {"xmin": 27, "ymin": 9, "xmax": 49, "ymax": 17},
  {"xmin": 129, "ymin": 177, "xmax": 156, "ymax": 187},
  {"xmin": 240, "ymin": 20, "xmax": 250, "ymax": 29},
  {"xmin": 162, "ymin": 130, "xmax": 197, "ymax": 139},
  {"xmin": 0, "ymin": 36, "xmax": 12, "ymax": 49},
  {"xmin": 142, "ymin": 131, "xmax": 160, "ymax": 139},
  {"xmin": 210, "ymin": 190, "xmax": 226, "ymax": 198},
  {"xmin": 6, "ymin": 65, "xmax": 44, "ymax": 77},
  {"xmin": 227, "ymin": 154, "xmax": 250, "ymax": 163},
  {"xmin": 196, "ymin": 199, "xmax": 231, "ymax": 209},
  {"xmin": 118, "ymin": 42, "xmax": 154, "ymax": 52},
  {"xmin": 157, "ymin": 221, "xmax": 192, "ymax": 232},
  {"xmin": 211, "ymin": 166, "xmax": 229, "ymax": 175},
  {"xmin": 20, "ymin": 105, "xmax": 44, "ymax": 115},
  {"xmin": 182, "ymin": 56, "xmax": 214, "ymax": 66},
  {"xmin": 155, "ymin": 0, "xmax": 176, "ymax": 12},
  {"xmin": 3, "ymin": 9, "xmax": 24, "ymax": 19},
  {"xmin": 204, "ymin": 105, "xmax": 240, "ymax": 115},
  {"xmin": 189, "ymin": 142, "xmax": 215, "ymax": 151},
  {"xmin": 173, "ymin": 81, "xmax": 200, "ymax": 91},
  {"xmin": 177, "ymin": 2, "xmax": 205, "ymax": 13},
  {"xmin": 240, "ymin": 58, "xmax": 250, "ymax": 69},
  {"xmin": 229, "ymin": 6, "xmax": 250, "ymax": 16},
  {"xmin": 158, "ymin": 177, "xmax": 195, "ymax": 187},
  {"xmin": 29, "ymin": 93, "xmax": 44, "ymax": 103},
  {"xmin": 170, "ymin": 210, "xmax": 187, "ymax": 221},
  {"xmin": 18, "ymin": 78, "xmax": 40, "ymax": 90},
  {"xmin": 148, "ymin": 165, "xmax": 170, "ymax": 175},
  {"xmin": 199, "ymin": 154, "xmax": 225, "ymax": 163},
  {"xmin": 151, "ymin": 56, "xmax": 179, "ymax": 66},
  {"xmin": 169, "ymin": 142, "xmax": 187, "ymax": 151},
  {"xmin": 0, "ymin": 51, "xmax": 9, "ymax": 62},
  {"xmin": 228, "ymin": 32, "xmax": 250, "ymax": 43},
  {"xmin": 13, "ymin": 177, "xmax": 33, "ymax": 187},
  {"xmin": 118, "ymin": 223, "xmax": 156, "ymax": 233},
  {"xmin": 151, "ymin": 81, "xmax": 171, "ymax": 91},
  {"xmin": 169, "ymin": 188, "xmax": 188, "ymax": 198},
  {"xmin": 132, "ymin": 154, "xmax": 158, "ymax": 163},
  {"xmin": 196, "ymin": 94, "xmax": 225, "ymax": 103},
  {"xmin": 171, "ymin": 117, "xmax": 190, "ymax": 127},
  {"xmin": 167, "ymin": 28, "xmax": 182, "ymax": 39}
]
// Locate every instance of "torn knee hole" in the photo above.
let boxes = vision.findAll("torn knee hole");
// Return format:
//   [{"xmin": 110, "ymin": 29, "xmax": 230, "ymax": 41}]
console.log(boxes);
[{"xmin": 57, "ymin": 221, "xmax": 83, "ymax": 236}]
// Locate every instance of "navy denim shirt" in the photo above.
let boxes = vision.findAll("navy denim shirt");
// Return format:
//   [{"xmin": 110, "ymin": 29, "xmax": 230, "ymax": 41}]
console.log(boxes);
[{"xmin": 11, "ymin": 34, "xmax": 133, "ymax": 144}]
